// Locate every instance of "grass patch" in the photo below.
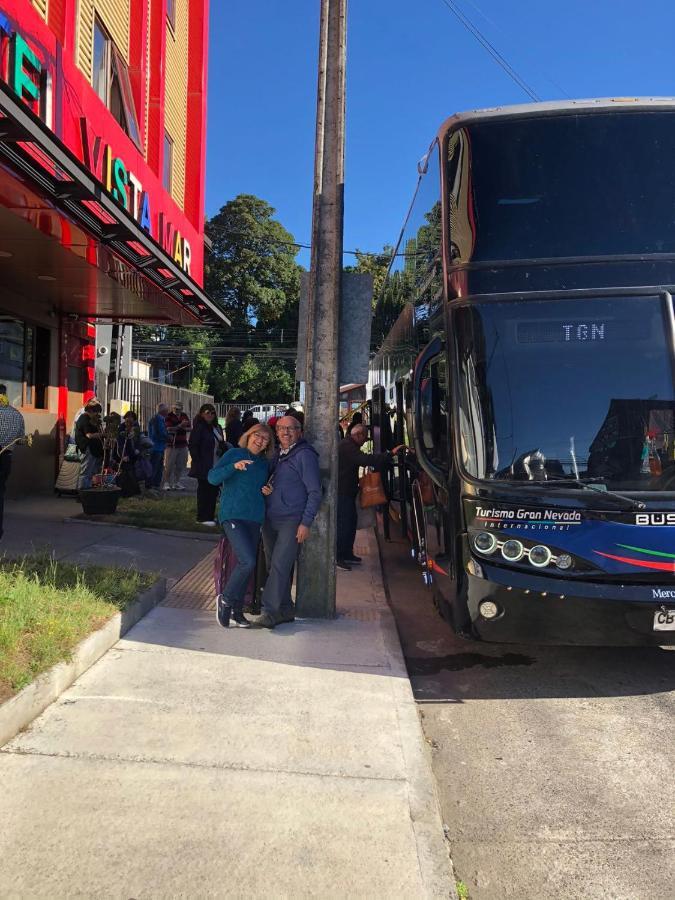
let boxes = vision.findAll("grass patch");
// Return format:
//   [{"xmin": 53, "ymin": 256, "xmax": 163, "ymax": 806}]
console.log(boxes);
[
  {"xmin": 456, "ymin": 880, "xmax": 470, "ymax": 900},
  {"xmin": 80, "ymin": 495, "xmax": 215, "ymax": 534},
  {"xmin": 0, "ymin": 555, "xmax": 156, "ymax": 701}
]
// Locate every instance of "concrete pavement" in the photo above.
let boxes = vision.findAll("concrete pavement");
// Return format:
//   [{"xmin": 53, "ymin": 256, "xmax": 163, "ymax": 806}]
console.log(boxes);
[
  {"xmin": 1, "ymin": 492, "xmax": 213, "ymax": 581},
  {"xmin": 1, "ymin": 529, "xmax": 455, "ymax": 898}
]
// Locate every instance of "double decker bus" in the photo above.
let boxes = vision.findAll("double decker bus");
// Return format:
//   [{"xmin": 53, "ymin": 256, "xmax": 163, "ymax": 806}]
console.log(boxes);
[{"xmin": 369, "ymin": 98, "xmax": 675, "ymax": 645}]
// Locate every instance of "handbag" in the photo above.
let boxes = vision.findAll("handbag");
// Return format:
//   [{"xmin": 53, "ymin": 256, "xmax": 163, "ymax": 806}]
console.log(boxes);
[
  {"xmin": 418, "ymin": 470, "xmax": 435, "ymax": 505},
  {"xmin": 358, "ymin": 469, "xmax": 387, "ymax": 508}
]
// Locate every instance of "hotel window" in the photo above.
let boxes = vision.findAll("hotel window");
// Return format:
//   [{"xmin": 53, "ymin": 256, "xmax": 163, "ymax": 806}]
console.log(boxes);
[
  {"xmin": 0, "ymin": 320, "xmax": 50, "ymax": 409},
  {"xmin": 92, "ymin": 17, "xmax": 141, "ymax": 149},
  {"xmin": 167, "ymin": 0, "xmax": 176, "ymax": 30},
  {"xmin": 163, "ymin": 133, "xmax": 174, "ymax": 193}
]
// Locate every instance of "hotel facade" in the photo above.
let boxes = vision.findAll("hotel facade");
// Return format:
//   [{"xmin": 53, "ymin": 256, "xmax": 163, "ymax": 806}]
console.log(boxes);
[{"xmin": 0, "ymin": 0, "xmax": 224, "ymax": 493}]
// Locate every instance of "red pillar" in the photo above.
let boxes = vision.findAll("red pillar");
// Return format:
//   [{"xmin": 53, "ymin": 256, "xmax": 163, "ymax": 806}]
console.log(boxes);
[
  {"xmin": 147, "ymin": 0, "xmax": 167, "ymax": 179},
  {"xmin": 129, "ymin": 0, "xmax": 150, "ymax": 150},
  {"xmin": 184, "ymin": 0, "xmax": 209, "ymax": 232}
]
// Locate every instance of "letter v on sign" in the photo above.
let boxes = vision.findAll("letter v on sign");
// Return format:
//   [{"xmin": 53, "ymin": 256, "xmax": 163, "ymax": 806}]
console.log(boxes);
[{"xmin": 79, "ymin": 118, "xmax": 103, "ymax": 179}]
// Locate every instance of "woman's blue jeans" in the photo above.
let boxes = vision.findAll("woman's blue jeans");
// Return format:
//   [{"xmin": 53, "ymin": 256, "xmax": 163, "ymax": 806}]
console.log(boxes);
[{"xmin": 222, "ymin": 519, "xmax": 261, "ymax": 608}]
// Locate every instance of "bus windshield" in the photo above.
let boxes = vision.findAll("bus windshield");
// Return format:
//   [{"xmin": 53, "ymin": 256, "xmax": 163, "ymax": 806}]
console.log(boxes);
[
  {"xmin": 454, "ymin": 295, "xmax": 675, "ymax": 492},
  {"xmin": 447, "ymin": 111, "xmax": 675, "ymax": 262}
]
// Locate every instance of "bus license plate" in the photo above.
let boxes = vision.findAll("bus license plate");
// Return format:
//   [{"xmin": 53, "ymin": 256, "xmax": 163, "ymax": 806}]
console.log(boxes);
[{"xmin": 653, "ymin": 609, "xmax": 675, "ymax": 631}]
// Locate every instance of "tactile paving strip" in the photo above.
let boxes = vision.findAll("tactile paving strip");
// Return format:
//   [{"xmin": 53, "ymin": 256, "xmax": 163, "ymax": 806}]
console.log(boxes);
[{"xmin": 161, "ymin": 549, "xmax": 217, "ymax": 610}]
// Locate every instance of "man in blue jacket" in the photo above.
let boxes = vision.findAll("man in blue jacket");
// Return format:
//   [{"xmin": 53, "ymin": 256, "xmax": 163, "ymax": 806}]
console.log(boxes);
[
  {"xmin": 251, "ymin": 415, "xmax": 322, "ymax": 628},
  {"xmin": 147, "ymin": 403, "xmax": 169, "ymax": 489}
]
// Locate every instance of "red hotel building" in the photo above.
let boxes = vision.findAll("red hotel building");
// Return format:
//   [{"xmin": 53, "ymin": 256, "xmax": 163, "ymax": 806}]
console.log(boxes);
[{"xmin": 0, "ymin": 0, "xmax": 226, "ymax": 493}]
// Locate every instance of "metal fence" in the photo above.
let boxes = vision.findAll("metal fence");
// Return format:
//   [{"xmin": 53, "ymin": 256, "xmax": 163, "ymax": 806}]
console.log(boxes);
[{"xmin": 105, "ymin": 378, "xmax": 214, "ymax": 429}]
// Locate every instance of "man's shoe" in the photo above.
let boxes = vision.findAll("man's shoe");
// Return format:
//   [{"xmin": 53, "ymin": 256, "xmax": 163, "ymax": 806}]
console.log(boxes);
[
  {"xmin": 162, "ymin": 484, "xmax": 172, "ymax": 491},
  {"xmin": 249, "ymin": 613, "xmax": 275, "ymax": 629},
  {"xmin": 216, "ymin": 594, "xmax": 231, "ymax": 628},
  {"xmin": 276, "ymin": 608, "xmax": 296, "ymax": 624},
  {"xmin": 174, "ymin": 483, "xmax": 185, "ymax": 490},
  {"xmin": 344, "ymin": 555, "xmax": 362, "ymax": 564},
  {"xmin": 231, "ymin": 610, "xmax": 251, "ymax": 628},
  {"xmin": 336, "ymin": 559, "xmax": 352, "ymax": 571},
  {"xmin": 198, "ymin": 520, "xmax": 217, "ymax": 527}
]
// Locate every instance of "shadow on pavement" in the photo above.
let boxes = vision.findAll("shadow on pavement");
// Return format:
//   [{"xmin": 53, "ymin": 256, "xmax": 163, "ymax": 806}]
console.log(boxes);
[{"xmin": 379, "ymin": 532, "xmax": 675, "ymax": 702}]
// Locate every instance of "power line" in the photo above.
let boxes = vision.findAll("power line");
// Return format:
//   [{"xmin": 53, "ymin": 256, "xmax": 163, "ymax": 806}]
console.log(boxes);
[{"xmin": 437, "ymin": 0, "xmax": 541, "ymax": 102}]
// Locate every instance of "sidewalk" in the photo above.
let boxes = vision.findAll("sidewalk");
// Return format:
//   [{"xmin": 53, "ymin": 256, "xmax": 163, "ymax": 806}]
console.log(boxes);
[
  {"xmin": 0, "ymin": 529, "xmax": 454, "ymax": 898},
  {"xmin": 1, "ymin": 492, "xmax": 212, "ymax": 581}
]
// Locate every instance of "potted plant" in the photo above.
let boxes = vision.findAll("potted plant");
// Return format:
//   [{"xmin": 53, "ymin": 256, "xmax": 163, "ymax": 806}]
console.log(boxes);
[{"xmin": 78, "ymin": 413, "xmax": 122, "ymax": 516}]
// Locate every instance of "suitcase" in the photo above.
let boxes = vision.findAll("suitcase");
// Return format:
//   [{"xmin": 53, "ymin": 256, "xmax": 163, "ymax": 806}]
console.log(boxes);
[
  {"xmin": 55, "ymin": 457, "xmax": 80, "ymax": 496},
  {"xmin": 214, "ymin": 534, "xmax": 267, "ymax": 613}
]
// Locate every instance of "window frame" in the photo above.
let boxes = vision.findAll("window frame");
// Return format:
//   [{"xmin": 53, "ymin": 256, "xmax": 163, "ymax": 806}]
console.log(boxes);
[
  {"xmin": 166, "ymin": 0, "xmax": 176, "ymax": 31},
  {"xmin": 0, "ymin": 318, "xmax": 50, "ymax": 411},
  {"xmin": 91, "ymin": 16, "xmax": 142, "ymax": 150},
  {"xmin": 163, "ymin": 132, "xmax": 174, "ymax": 193}
]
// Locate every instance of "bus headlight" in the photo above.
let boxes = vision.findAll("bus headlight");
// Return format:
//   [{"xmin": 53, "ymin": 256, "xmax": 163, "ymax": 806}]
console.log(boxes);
[
  {"xmin": 555, "ymin": 553, "xmax": 573, "ymax": 570},
  {"xmin": 528, "ymin": 545, "xmax": 552, "ymax": 568},
  {"xmin": 474, "ymin": 531, "xmax": 497, "ymax": 554},
  {"xmin": 479, "ymin": 600, "xmax": 500, "ymax": 619},
  {"xmin": 501, "ymin": 539, "xmax": 524, "ymax": 562}
]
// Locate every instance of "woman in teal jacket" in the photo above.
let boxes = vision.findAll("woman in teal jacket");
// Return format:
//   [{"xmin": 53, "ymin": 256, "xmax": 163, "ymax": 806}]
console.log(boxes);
[{"xmin": 208, "ymin": 423, "xmax": 274, "ymax": 627}]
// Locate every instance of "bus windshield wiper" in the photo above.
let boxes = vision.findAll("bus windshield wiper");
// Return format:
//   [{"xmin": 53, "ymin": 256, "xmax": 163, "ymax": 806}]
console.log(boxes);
[{"xmin": 536, "ymin": 477, "xmax": 646, "ymax": 511}]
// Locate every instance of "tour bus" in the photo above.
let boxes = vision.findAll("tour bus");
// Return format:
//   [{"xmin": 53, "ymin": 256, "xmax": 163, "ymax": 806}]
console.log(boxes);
[{"xmin": 369, "ymin": 98, "xmax": 675, "ymax": 645}]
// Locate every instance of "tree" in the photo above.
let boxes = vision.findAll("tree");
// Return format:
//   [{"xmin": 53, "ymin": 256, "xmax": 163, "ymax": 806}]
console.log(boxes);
[
  {"xmin": 133, "ymin": 195, "xmax": 302, "ymax": 401},
  {"xmin": 344, "ymin": 246, "xmax": 394, "ymax": 306},
  {"xmin": 206, "ymin": 194, "xmax": 301, "ymax": 332}
]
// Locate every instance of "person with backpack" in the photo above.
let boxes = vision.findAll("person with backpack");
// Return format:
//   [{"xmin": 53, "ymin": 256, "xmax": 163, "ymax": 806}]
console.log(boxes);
[
  {"xmin": 208, "ymin": 422, "xmax": 274, "ymax": 628},
  {"xmin": 147, "ymin": 403, "xmax": 169, "ymax": 489}
]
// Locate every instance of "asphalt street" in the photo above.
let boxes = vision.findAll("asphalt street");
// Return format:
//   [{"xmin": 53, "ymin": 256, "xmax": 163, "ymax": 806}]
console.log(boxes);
[{"xmin": 378, "ymin": 531, "xmax": 675, "ymax": 900}]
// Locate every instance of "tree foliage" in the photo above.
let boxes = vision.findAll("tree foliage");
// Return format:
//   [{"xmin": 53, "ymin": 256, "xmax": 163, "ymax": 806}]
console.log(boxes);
[{"xmin": 134, "ymin": 195, "xmax": 302, "ymax": 402}]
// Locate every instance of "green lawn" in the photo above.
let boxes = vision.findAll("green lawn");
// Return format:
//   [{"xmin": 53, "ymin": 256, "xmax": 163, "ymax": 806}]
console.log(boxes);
[
  {"xmin": 0, "ymin": 556, "xmax": 156, "ymax": 701},
  {"xmin": 79, "ymin": 494, "xmax": 216, "ymax": 534}
]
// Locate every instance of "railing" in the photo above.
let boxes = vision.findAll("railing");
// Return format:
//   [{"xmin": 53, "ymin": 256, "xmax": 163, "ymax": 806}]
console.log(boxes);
[{"xmin": 105, "ymin": 378, "xmax": 214, "ymax": 429}]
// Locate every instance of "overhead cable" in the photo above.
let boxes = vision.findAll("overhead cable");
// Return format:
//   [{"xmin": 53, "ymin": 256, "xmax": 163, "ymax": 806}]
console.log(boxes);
[{"xmin": 437, "ymin": 0, "xmax": 541, "ymax": 102}]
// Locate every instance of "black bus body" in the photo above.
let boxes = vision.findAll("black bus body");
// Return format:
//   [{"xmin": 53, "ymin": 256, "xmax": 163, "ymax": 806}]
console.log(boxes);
[{"xmin": 369, "ymin": 98, "xmax": 675, "ymax": 645}]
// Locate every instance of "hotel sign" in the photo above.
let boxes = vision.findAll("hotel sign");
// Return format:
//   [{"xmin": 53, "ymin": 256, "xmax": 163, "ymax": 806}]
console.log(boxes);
[{"xmin": 0, "ymin": 12, "xmax": 192, "ymax": 276}]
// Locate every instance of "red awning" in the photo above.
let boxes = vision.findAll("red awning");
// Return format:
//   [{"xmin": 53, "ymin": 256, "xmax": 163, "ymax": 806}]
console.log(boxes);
[{"xmin": 0, "ymin": 80, "xmax": 229, "ymax": 328}]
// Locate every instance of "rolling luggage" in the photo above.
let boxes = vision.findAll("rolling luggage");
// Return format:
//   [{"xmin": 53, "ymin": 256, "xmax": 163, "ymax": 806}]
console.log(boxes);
[{"xmin": 214, "ymin": 534, "xmax": 268, "ymax": 613}]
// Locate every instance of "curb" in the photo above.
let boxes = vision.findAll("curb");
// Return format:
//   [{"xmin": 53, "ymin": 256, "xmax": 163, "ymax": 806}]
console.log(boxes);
[
  {"xmin": 0, "ymin": 578, "xmax": 167, "ymax": 749},
  {"xmin": 370, "ymin": 527, "xmax": 458, "ymax": 899},
  {"xmin": 62, "ymin": 517, "xmax": 220, "ymax": 542}
]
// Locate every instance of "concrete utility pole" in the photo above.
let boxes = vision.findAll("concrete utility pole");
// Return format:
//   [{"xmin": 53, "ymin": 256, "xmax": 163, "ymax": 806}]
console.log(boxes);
[{"xmin": 296, "ymin": 0, "xmax": 347, "ymax": 618}]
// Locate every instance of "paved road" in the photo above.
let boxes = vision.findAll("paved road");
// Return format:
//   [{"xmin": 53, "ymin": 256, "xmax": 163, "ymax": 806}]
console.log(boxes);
[{"xmin": 378, "ymin": 532, "xmax": 675, "ymax": 900}]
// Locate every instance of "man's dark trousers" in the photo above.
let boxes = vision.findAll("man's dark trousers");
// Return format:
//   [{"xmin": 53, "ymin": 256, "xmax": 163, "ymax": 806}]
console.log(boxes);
[
  {"xmin": 337, "ymin": 493, "xmax": 358, "ymax": 560},
  {"xmin": 261, "ymin": 519, "xmax": 299, "ymax": 619},
  {"xmin": 0, "ymin": 452, "xmax": 11, "ymax": 540}
]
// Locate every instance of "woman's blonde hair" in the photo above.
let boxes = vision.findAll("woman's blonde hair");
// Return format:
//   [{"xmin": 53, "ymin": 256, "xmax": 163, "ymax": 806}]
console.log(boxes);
[{"xmin": 239, "ymin": 422, "xmax": 275, "ymax": 458}]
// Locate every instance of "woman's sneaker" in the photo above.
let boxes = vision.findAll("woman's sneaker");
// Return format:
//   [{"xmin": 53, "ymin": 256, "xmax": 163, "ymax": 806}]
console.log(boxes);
[
  {"xmin": 231, "ymin": 610, "xmax": 251, "ymax": 628},
  {"xmin": 216, "ymin": 594, "xmax": 231, "ymax": 628}
]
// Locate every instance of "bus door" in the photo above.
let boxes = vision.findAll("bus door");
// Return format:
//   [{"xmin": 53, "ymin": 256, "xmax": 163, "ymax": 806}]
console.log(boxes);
[{"xmin": 411, "ymin": 336, "xmax": 455, "ymax": 591}]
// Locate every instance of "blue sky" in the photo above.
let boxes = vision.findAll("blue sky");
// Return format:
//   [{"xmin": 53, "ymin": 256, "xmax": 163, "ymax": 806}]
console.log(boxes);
[{"xmin": 206, "ymin": 0, "xmax": 675, "ymax": 266}]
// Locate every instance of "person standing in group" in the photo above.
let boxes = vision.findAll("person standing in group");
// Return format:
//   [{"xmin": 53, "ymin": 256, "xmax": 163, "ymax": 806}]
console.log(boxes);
[
  {"xmin": 225, "ymin": 407, "xmax": 244, "ymax": 447},
  {"xmin": 208, "ymin": 423, "xmax": 274, "ymax": 628},
  {"xmin": 163, "ymin": 403, "xmax": 191, "ymax": 490},
  {"xmin": 337, "ymin": 424, "xmax": 404, "ymax": 570},
  {"xmin": 189, "ymin": 403, "xmax": 228, "ymax": 526},
  {"xmin": 75, "ymin": 398, "xmax": 104, "ymax": 489},
  {"xmin": 250, "ymin": 415, "xmax": 322, "ymax": 629},
  {"xmin": 346, "ymin": 411, "xmax": 363, "ymax": 436},
  {"xmin": 0, "ymin": 385, "xmax": 25, "ymax": 539},
  {"xmin": 148, "ymin": 403, "xmax": 169, "ymax": 489},
  {"xmin": 241, "ymin": 416, "xmax": 259, "ymax": 435}
]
